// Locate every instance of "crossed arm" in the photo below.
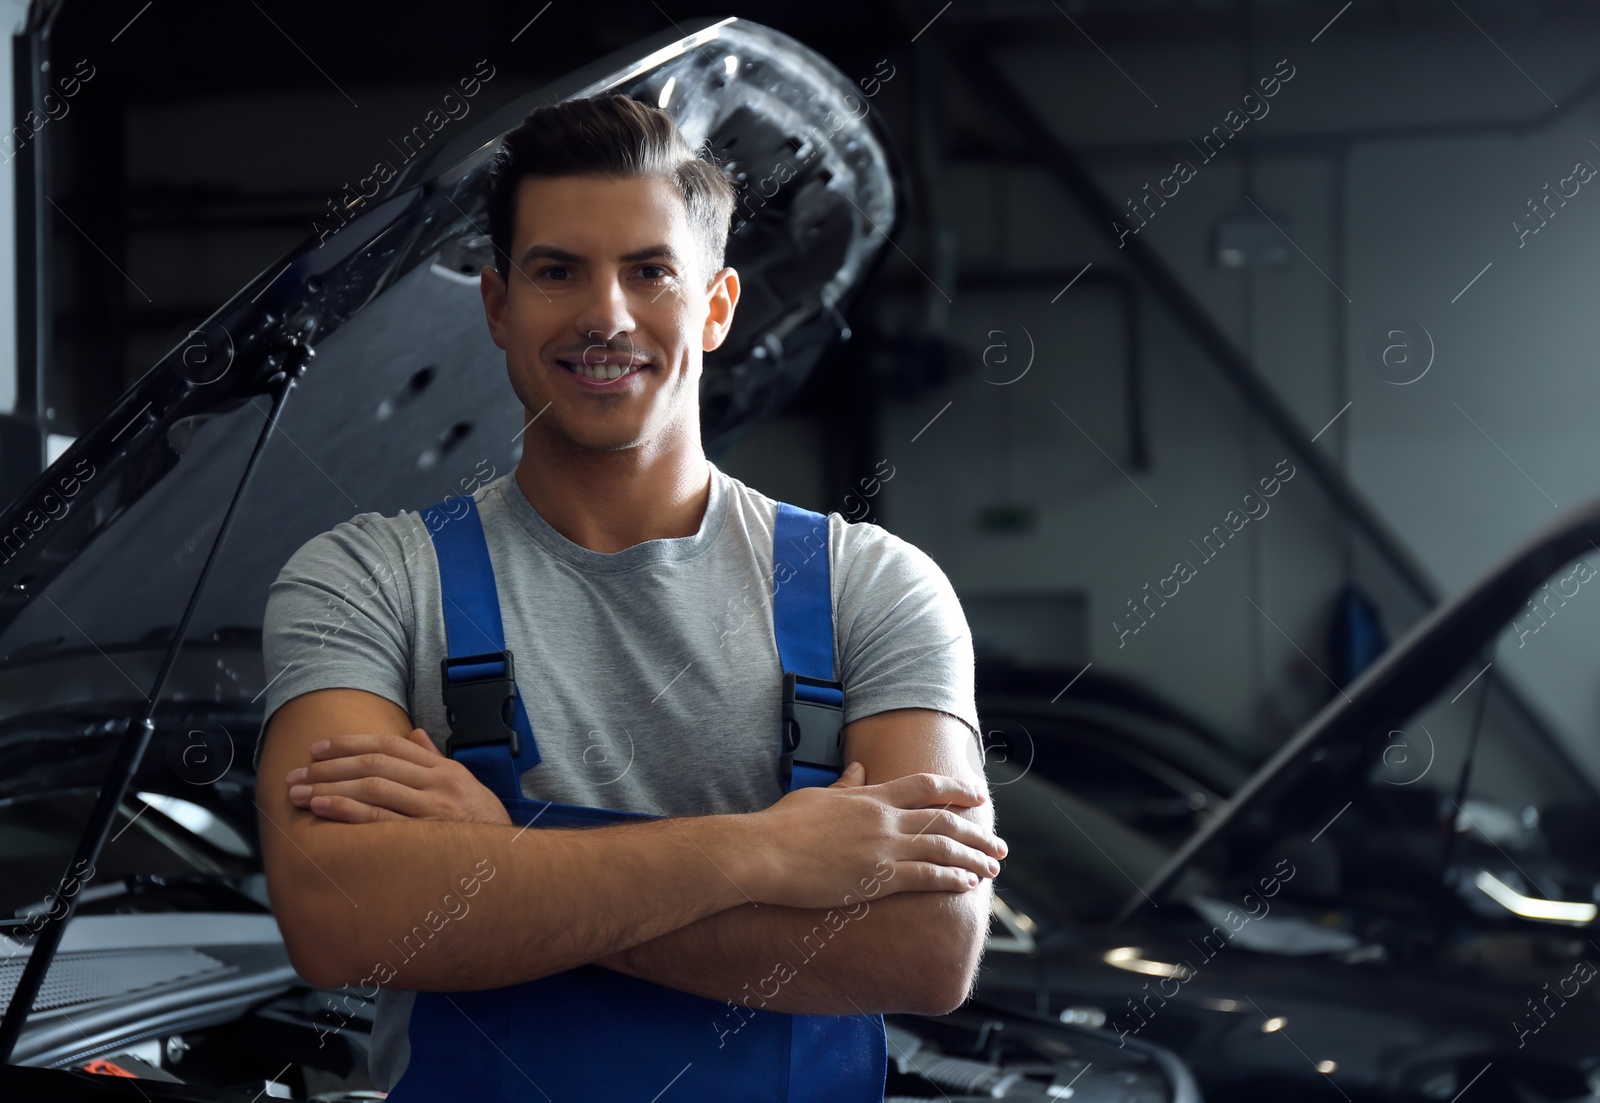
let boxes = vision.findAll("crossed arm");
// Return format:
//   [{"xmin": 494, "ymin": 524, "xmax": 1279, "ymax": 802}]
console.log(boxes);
[
  {"xmin": 263, "ymin": 690, "xmax": 1000, "ymax": 1016},
  {"xmin": 594, "ymin": 708, "xmax": 996, "ymax": 1016}
]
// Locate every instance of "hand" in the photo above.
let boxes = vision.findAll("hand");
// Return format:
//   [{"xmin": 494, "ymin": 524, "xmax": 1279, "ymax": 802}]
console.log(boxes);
[
  {"xmin": 286, "ymin": 729, "xmax": 512, "ymax": 826},
  {"xmin": 740, "ymin": 764, "xmax": 1007, "ymax": 910}
]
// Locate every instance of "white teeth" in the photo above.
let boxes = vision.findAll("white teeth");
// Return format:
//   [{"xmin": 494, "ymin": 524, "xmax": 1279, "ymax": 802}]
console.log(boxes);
[{"xmin": 565, "ymin": 360, "xmax": 641, "ymax": 381}]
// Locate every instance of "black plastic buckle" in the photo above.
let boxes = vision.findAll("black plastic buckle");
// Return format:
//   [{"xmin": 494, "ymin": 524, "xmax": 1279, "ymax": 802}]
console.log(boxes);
[
  {"xmin": 780, "ymin": 671, "xmax": 845, "ymax": 787},
  {"xmin": 440, "ymin": 650, "xmax": 520, "ymax": 759}
]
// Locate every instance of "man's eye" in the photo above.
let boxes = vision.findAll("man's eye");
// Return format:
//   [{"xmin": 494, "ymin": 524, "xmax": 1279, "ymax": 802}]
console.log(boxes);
[
  {"xmin": 638, "ymin": 265, "xmax": 671, "ymax": 281},
  {"xmin": 536, "ymin": 266, "xmax": 570, "ymax": 280}
]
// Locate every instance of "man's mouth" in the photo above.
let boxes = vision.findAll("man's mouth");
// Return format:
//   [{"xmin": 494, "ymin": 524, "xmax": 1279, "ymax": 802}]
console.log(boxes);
[{"xmin": 556, "ymin": 356, "xmax": 651, "ymax": 383}]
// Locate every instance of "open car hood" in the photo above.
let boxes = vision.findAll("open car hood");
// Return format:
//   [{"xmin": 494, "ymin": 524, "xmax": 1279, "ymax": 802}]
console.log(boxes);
[{"xmin": 1121, "ymin": 496, "xmax": 1600, "ymax": 923}]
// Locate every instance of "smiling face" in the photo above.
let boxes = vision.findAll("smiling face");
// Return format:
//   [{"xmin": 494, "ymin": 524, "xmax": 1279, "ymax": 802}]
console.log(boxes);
[{"xmin": 480, "ymin": 173, "xmax": 739, "ymax": 458}]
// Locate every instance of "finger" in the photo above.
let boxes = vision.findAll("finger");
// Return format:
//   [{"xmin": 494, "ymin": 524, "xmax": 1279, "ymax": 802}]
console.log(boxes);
[
  {"xmin": 875, "ymin": 772, "xmax": 988, "ymax": 811},
  {"xmin": 876, "ymin": 861, "xmax": 982, "ymax": 896},
  {"xmin": 311, "ymin": 731, "xmax": 444, "ymax": 769},
  {"xmin": 828, "ymin": 761, "xmax": 866, "ymax": 789},
  {"xmin": 298, "ymin": 753, "xmax": 435, "ymax": 791},
  {"xmin": 307, "ymin": 793, "xmax": 408, "ymax": 824},
  {"xmin": 408, "ymin": 727, "xmax": 444, "ymax": 757},
  {"xmin": 296, "ymin": 777, "xmax": 435, "ymax": 818},
  {"xmin": 900, "ymin": 807, "xmax": 1008, "ymax": 860},
  {"xmin": 905, "ymin": 833, "xmax": 1002, "ymax": 880}
]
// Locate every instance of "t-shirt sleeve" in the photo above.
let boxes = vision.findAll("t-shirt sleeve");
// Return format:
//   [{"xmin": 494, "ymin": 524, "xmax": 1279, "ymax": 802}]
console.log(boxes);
[
  {"xmin": 252, "ymin": 514, "xmax": 416, "ymax": 770},
  {"xmin": 833, "ymin": 516, "xmax": 982, "ymax": 750}
]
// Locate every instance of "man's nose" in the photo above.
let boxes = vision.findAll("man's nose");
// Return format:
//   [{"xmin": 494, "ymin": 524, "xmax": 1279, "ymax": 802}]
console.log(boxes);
[{"xmin": 574, "ymin": 273, "xmax": 637, "ymax": 344}]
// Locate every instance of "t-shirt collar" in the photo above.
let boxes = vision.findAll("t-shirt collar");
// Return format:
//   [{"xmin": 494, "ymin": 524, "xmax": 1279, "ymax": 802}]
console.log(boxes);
[{"xmin": 495, "ymin": 460, "xmax": 729, "ymax": 574}]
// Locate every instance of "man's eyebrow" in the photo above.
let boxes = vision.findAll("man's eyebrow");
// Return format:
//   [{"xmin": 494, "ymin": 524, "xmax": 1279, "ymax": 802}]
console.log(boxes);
[{"xmin": 518, "ymin": 243, "xmax": 685, "ymax": 267}]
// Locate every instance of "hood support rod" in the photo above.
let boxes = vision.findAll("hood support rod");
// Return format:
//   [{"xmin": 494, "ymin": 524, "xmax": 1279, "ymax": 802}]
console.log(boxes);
[{"xmin": 0, "ymin": 366, "xmax": 300, "ymax": 1062}]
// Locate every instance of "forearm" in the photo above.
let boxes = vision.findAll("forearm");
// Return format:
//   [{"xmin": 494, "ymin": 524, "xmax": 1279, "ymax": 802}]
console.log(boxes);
[
  {"xmin": 265, "ymin": 813, "xmax": 754, "ymax": 992},
  {"xmin": 599, "ymin": 863, "xmax": 994, "ymax": 1017}
]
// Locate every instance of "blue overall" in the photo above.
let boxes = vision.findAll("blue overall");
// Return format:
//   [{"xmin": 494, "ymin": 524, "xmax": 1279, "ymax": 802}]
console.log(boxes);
[{"xmin": 383, "ymin": 493, "xmax": 888, "ymax": 1101}]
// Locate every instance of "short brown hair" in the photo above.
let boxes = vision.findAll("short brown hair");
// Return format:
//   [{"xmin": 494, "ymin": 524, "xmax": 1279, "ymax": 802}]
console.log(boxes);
[{"xmin": 484, "ymin": 94, "xmax": 735, "ymax": 288}]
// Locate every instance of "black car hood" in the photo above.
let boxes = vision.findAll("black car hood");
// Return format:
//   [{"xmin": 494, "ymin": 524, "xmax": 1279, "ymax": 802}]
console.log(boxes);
[
  {"xmin": 0, "ymin": 16, "xmax": 898, "ymax": 769},
  {"xmin": 1121, "ymin": 496, "xmax": 1600, "ymax": 923}
]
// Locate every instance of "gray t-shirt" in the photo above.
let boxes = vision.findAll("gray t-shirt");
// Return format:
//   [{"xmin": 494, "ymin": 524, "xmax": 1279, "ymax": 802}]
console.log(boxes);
[{"xmin": 255, "ymin": 461, "xmax": 981, "ymax": 1091}]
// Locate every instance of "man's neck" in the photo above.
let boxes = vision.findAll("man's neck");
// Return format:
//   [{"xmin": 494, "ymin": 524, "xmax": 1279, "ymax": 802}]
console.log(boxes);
[{"xmin": 513, "ymin": 436, "xmax": 712, "ymax": 555}]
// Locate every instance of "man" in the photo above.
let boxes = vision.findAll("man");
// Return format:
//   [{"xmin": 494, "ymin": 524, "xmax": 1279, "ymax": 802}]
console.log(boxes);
[{"xmin": 254, "ymin": 93, "xmax": 1005, "ymax": 1100}]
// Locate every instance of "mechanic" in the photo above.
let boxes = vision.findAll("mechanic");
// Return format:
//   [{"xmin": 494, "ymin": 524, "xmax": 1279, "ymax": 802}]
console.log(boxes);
[{"xmin": 254, "ymin": 92, "xmax": 1006, "ymax": 1101}]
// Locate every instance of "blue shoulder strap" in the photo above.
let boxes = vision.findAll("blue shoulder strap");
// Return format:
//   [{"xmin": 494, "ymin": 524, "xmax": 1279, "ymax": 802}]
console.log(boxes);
[
  {"xmin": 421, "ymin": 494, "xmax": 542, "ymax": 802},
  {"xmin": 421, "ymin": 491, "xmax": 846, "ymax": 801},
  {"xmin": 773, "ymin": 501, "xmax": 846, "ymax": 791}
]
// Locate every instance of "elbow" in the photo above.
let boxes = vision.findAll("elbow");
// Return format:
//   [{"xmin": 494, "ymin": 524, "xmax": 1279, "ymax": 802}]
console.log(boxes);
[
  {"xmin": 282, "ymin": 932, "xmax": 350, "ymax": 990},
  {"xmin": 906, "ymin": 906, "xmax": 988, "ymax": 1017},
  {"xmin": 917, "ymin": 952, "xmax": 981, "ymax": 1017},
  {"xmin": 272, "ymin": 891, "xmax": 362, "ymax": 989},
  {"xmin": 262, "ymin": 843, "xmax": 363, "ymax": 989}
]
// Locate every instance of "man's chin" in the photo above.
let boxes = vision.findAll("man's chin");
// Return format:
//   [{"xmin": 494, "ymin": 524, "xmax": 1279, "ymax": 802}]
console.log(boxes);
[{"xmin": 535, "ymin": 420, "xmax": 655, "ymax": 456}]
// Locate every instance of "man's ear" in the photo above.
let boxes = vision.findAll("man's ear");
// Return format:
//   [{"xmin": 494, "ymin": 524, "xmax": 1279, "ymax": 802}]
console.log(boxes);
[
  {"xmin": 702, "ymin": 266, "xmax": 740, "ymax": 353},
  {"xmin": 480, "ymin": 264, "xmax": 509, "ymax": 351}
]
